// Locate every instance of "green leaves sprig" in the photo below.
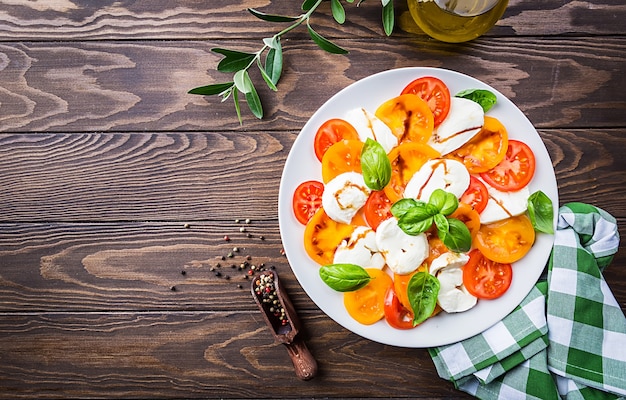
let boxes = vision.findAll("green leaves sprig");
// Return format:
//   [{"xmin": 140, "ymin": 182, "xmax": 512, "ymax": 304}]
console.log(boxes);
[
  {"xmin": 189, "ymin": 0, "xmax": 395, "ymax": 123},
  {"xmin": 391, "ymin": 189, "xmax": 472, "ymax": 253}
]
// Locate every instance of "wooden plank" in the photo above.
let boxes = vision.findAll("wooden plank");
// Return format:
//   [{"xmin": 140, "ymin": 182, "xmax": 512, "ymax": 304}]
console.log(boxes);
[
  {"xmin": 1, "ymin": 0, "xmax": 624, "ymax": 40},
  {"xmin": 0, "ymin": 128, "xmax": 625, "ymax": 222},
  {"xmin": 0, "ymin": 311, "xmax": 470, "ymax": 398},
  {"xmin": 0, "ymin": 220, "xmax": 624, "ymax": 313},
  {"xmin": 0, "ymin": 38, "xmax": 624, "ymax": 133}
]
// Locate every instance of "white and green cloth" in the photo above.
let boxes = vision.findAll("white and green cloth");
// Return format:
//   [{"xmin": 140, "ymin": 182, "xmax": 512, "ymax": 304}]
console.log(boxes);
[{"xmin": 429, "ymin": 203, "xmax": 625, "ymax": 399}]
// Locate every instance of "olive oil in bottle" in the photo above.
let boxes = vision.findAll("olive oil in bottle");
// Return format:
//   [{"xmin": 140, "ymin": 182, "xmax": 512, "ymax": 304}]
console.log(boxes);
[{"xmin": 407, "ymin": 0, "xmax": 508, "ymax": 43}]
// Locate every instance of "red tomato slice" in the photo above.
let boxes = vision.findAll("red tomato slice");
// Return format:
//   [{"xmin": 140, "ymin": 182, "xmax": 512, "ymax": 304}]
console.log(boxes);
[
  {"xmin": 292, "ymin": 180, "xmax": 324, "ymax": 225},
  {"xmin": 480, "ymin": 140, "xmax": 536, "ymax": 191},
  {"xmin": 383, "ymin": 286, "xmax": 415, "ymax": 330},
  {"xmin": 364, "ymin": 190, "xmax": 393, "ymax": 230},
  {"xmin": 463, "ymin": 249, "xmax": 513, "ymax": 300},
  {"xmin": 401, "ymin": 76, "xmax": 451, "ymax": 127},
  {"xmin": 460, "ymin": 175, "xmax": 489, "ymax": 214},
  {"xmin": 313, "ymin": 118, "xmax": 360, "ymax": 162}
]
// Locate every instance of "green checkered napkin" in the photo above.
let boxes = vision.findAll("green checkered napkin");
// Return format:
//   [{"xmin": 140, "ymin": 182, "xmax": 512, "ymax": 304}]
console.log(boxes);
[{"xmin": 429, "ymin": 203, "xmax": 625, "ymax": 399}]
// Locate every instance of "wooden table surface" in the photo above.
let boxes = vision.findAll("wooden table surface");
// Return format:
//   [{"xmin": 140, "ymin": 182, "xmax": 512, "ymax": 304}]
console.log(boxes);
[{"xmin": 1, "ymin": 0, "xmax": 625, "ymax": 398}]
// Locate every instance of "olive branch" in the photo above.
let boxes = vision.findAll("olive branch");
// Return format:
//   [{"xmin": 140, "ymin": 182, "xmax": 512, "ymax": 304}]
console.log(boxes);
[{"xmin": 188, "ymin": 0, "xmax": 395, "ymax": 123}]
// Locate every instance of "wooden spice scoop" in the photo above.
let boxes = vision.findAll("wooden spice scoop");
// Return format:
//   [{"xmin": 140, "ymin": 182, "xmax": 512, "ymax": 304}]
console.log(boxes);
[{"xmin": 251, "ymin": 270, "xmax": 318, "ymax": 380}]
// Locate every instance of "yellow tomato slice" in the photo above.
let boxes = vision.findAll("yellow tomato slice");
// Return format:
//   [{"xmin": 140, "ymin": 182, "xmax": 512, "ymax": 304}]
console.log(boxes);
[
  {"xmin": 383, "ymin": 142, "xmax": 440, "ymax": 203},
  {"xmin": 375, "ymin": 94, "xmax": 434, "ymax": 144},
  {"xmin": 303, "ymin": 208, "xmax": 355, "ymax": 266},
  {"xmin": 474, "ymin": 215, "xmax": 536, "ymax": 264},
  {"xmin": 344, "ymin": 268, "xmax": 393, "ymax": 325},
  {"xmin": 321, "ymin": 139, "xmax": 363, "ymax": 184},
  {"xmin": 445, "ymin": 116, "xmax": 509, "ymax": 174}
]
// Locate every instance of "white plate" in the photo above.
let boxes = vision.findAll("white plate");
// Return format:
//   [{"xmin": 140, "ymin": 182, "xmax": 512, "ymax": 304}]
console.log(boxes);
[{"xmin": 278, "ymin": 67, "xmax": 558, "ymax": 348}]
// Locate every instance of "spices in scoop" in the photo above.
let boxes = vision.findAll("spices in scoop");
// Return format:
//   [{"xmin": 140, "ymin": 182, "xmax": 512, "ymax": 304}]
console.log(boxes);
[{"xmin": 254, "ymin": 272, "xmax": 289, "ymax": 327}]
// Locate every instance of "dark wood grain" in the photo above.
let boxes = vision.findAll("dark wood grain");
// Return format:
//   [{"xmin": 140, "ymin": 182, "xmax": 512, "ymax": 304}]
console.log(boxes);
[
  {"xmin": 1, "ymin": 0, "xmax": 624, "ymax": 40},
  {"xmin": 0, "ymin": 312, "xmax": 471, "ymax": 399},
  {"xmin": 0, "ymin": 37, "xmax": 624, "ymax": 133}
]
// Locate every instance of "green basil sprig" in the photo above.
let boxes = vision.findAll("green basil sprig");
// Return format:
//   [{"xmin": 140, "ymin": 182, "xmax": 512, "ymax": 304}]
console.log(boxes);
[
  {"xmin": 455, "ymin": 88, "xmax": 498, "ymax": 112},
  {"xmin": 407, "ymin": 271, "xmax": 440, "ymax": 326},
  {"xmin": 319, "ymin": 264, "xmax": 372, "ymax": 292},
  {"xmin": 391, "ymin": 189, "xmax": 472, "ymax": 253},
  {"xmin": 527, "ymin": 190, "xmax": 555, "ymax": 234},
  {"xmin": 361, "ymin": 138, "xmax": 392, "ymax": 191},
  {"xmin": 189, "ymin": 0, "xmax": 395, "ymax": 123}
]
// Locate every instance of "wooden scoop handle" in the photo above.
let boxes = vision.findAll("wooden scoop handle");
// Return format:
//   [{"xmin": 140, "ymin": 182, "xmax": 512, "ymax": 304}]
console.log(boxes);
[{"xmin": 284, "ymin": 336, "xmax": 318, "ymax": 380}]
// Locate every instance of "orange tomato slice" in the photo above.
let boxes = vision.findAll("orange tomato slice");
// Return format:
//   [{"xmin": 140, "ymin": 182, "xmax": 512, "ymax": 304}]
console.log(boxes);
[
  {"xmin": 383, "ymin": 141, "xmax": 440, "ymax": 203},
  {"xmin": 474, "ymin": 215, "xmax": 536, "ymax": 264},
  {"xmin": 303, "ymin": 208, "xmax": 355, "ymax": 266},
  {"xmin": 445, "ymin": 116, "xmax": 509, "ymax": 174},
  {"xmin": 344, "ymin": 268, "xmax": 393, "ymax": 325},
  {"xmin": 375, "ymin": 94, "xmax": 434, "ymax": 144},
  {"xmin": 321, "ymin": 139, "xmax": 363, "ymax": 184}
]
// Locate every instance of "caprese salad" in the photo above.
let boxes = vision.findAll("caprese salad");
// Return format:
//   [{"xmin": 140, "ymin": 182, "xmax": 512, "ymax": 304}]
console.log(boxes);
[{"xmin": 291, "ymin": 76, "xmax": 554, "ymax": 330}]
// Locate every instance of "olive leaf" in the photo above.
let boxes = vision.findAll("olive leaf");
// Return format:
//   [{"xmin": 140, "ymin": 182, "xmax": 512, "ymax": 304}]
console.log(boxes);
[
  {"xmin": 190, "ymin": 0, "xmax": 395, "ymax": 122},
  {"xmin": 212, "ymin": 48, "xmax": 256, "ymax": 73},
  {"xmin": 307, "ymin": 20, "xmax": 349, "ymax": 54},
  {"xmin": 302, "ymin": 0, "xmax": 318, "ymax": 12},
  {"xmin": 264, "ymin": 39, "xmax": 283, "ymax": 85},
  {"xmin": 331, "ymin": 0, "xmax": 346, "ymax": 24},
  {"xmin": 381, "ymin": 0, "xmax": 394, "ymax": 36},
  {"xmin": 188, "ymin": 82, "xmax": 234, "ymax": 96},
  {"xmin": 248, "ymin": 7, "xmax": 299, "ymax": 22}
]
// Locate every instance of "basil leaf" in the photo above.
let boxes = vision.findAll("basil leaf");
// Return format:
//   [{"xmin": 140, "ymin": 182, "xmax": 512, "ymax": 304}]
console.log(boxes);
[
  {"xmin": 390, "ymin": 198, "xmax": 421, "ymax": 219},
  {"xmin": 440, "ymin": 218, "xmax": 472, "ymax": 252},
  {"xmin": 248, "ymin": 8, "xmax": 299, "ymax": 22},
  {"xmin": 381, "ymin": 0, "xmax": 394, "ymax": 36},
  {"xmin": 528, "ymin": 191, "xmax": 555, "ymax": 234},
  {"xmin": 331, "ymin": 0, "xmax": 346, "ymax": 24},
  {"xmin": 188, "ymin": 82, "xmax": 234, "ymax": 96},
  {"xmin": 455, "ymin": 89, "xmax": 497, "ymax": 112},
  {"xmin": 407, "ymin": 272, "xmax": 440, "ymax": 326},
  {"xmin": 397, "ymin": 205, "xmax": 437, "ymax": 235},
  {"xmin": 319, "ymin": 264, "xmax": 371, "ymax": 292},
  {"xmin": 361, "ymin": 138, "xmax": 391, "ymax": 190},
  {"xmin": 428, "ymin": 189, "xmax": 457, "ymax": 215},
  {"xmin": 307, "ymin": 21, "xmax": 349, "ymax": 54},
  {"xmin": 433, "ymin": 213, "xmax": 449, "ymax": 239},
  {"xmin": 212, "ymin": 48, "xmax": 256, "ymax": 73}
]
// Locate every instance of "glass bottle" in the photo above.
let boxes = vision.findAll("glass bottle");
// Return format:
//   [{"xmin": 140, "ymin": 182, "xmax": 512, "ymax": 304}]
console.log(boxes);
[{"xmin": 407, "ymin": 0, "xmax": 509, "ymax": 43}]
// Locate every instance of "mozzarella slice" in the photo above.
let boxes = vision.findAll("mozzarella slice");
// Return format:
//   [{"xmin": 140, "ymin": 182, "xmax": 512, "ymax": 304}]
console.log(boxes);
[
  {"xmin": 333, "ymin": 226, "xmax": 385, "ymax": 270},
  {"xmin": 428, "ymin": 97, "xmax": 484, "ymax": 155},
  {"xmin": 375, "ymin": 218, "xmax": 429, "ymax": 275},
  {"xmin": 322, "ymin": 172, "xmax": 371, "ymax": 224},
  {"xmin": 479, "ymin": 178, "xmax": 530, "ymax": 224},
  {"xmin": 403, "ymin": 159, "xmax": 470, "ymax": 201},
  {"xmin": 428, "ymin": 252, "xmax": 477, "ymax": 313},
  {"xmin": 344, "ymin": 107, "xmax": 398, "ymax": 154}
]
